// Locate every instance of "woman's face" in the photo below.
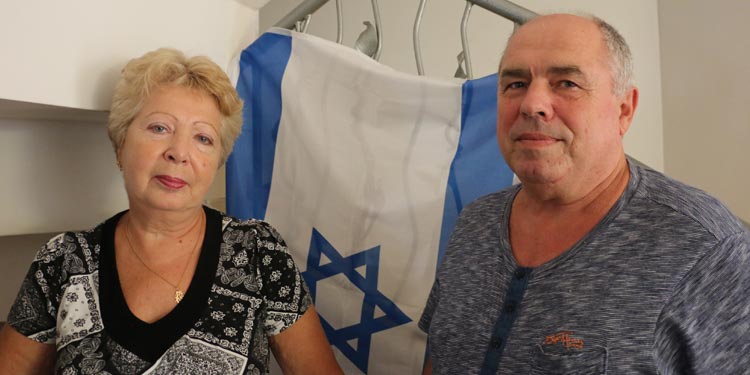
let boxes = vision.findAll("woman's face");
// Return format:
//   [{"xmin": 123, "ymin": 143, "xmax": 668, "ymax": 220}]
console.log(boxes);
[{"xmin": 118, "ymin": 85, "xmax": 223, "ymax": 214}]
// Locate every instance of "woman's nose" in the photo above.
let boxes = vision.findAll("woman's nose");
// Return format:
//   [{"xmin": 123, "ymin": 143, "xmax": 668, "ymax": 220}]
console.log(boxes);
[{"xmin": 164, "ymin": 134, "xmax": 190, "ymax": 164}]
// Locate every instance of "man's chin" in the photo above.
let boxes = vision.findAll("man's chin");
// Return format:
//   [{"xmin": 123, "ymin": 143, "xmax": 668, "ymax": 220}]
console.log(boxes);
[{"xmin": 511, "ymin": 159, "xmax": 569, "ymax": 185}]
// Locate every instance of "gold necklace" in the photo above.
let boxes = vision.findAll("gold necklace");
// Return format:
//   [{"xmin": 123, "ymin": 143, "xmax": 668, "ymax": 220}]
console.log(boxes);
[{"xmin": 123, "ymin": 212, "xmax": 203, "ymax": 304}]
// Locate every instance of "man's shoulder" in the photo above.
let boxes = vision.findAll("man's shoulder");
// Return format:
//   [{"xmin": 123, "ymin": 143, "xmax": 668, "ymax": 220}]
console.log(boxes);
[
  {"xmin": 632, "ymin": 163, "xmax": 745, "ymax": 239},
  {"xmin": 448, "ymin": 186, "xmax": 519, "ymax": 239},
  {"xmin": 463, "ymin": 185, "xmax": 519, "ymax": 215}
]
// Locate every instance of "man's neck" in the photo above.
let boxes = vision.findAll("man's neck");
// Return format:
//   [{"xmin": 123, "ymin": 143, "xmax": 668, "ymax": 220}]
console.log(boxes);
[
  {"xmin": 517, "ymin": 156, "xmax": 631, "ymax": 215},
  {"xmin": 509, "ymin": 156, "xmax": 631, "ymax": 267}
]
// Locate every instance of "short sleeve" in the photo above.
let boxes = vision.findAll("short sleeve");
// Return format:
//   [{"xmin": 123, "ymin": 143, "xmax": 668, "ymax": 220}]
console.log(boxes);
[
  {"xmin": 254, "ymin": 222, "xmax": 312, "ymax": 336},
  {"xmin": 654, "ymin": 231, "xmax": 750, "ymax": 373},
  {"xmin": 7, "ymin": 233, "xmax": 70, "ymax": 344}
]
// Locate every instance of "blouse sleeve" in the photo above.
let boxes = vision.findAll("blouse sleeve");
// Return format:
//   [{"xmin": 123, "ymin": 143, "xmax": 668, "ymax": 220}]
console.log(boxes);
[
  {"xmin": 6, "ymin": 233, "xmax": 70, "ymax": 344},
  {"xmin": 253, "ymin": 222, "xmax": 312, "ymax": 336}
]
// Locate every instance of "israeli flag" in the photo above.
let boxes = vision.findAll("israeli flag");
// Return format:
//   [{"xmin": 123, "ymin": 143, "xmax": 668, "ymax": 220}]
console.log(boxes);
[{"xmin": 226, "ymin": 28, "xmax": 514, "ymax": 374}]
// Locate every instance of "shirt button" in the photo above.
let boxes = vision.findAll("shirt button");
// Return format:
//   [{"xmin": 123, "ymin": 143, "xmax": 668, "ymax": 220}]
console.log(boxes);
[
  {"xmin": 505, "ymin": 303, "xmax": 516, "ymax": 313},
  {"xmin": 514, "ymin": 268, "xmax": 527, "ymax": 279},
  {"xmin": 491, "ymin": 338, "xmax": 502, "ymax": 348}
]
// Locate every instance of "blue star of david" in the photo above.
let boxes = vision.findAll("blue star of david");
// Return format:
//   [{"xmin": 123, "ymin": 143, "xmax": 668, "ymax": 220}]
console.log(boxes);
[{"xmin": 301, "ymin": 227, "xmax": 412, "ymax": 373}]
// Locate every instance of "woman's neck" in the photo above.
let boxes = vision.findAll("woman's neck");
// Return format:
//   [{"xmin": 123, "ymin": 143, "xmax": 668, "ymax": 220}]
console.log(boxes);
[{"xmin": 125, "ymin": 205, "xmax": 205, "ymax": 245}]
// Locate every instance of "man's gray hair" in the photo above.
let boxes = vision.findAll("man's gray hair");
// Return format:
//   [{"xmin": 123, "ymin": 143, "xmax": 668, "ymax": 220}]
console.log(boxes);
[{"xmin": 591, "ymin": 15, "xmax": 633, "ymax": 97}]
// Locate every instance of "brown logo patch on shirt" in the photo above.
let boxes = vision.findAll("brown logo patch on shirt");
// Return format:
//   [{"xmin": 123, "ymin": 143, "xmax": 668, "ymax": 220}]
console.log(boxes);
[{"xmin": 542, "ymin": 331, "xmax": 584, "ymax": 350}]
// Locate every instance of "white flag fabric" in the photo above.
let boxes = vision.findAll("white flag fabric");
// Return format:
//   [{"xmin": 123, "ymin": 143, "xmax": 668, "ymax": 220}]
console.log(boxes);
[{"xmin": 226, "ymin": 28, "xmax": 514, "ymax": 374}]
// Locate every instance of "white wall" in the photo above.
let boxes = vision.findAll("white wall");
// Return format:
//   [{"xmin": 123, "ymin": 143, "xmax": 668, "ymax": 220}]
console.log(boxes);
[
  {"xmin": 0, "ymin": 2, "xmax": 262, "ymax": 236},
  {"xmin": 0, "ymin": 2, "xmax": 263, "ymax": 318},
  {"xmin": 0, "ymin": 233, "xmax": 51, "ymax": 321},
  {"xmin": 260, "ymin": 0, "xmax": 664, "ymax": 171},
  {"xmin": 0, "ymin": 117, "xmax": 125, "ymax": 234},
  {"xmin": 0, "ymin": 0, "xmax": 259, "ymax": 110},
  {"xmin": 659, "ymin": 0, "xmax": 750, "ymax": 223}
]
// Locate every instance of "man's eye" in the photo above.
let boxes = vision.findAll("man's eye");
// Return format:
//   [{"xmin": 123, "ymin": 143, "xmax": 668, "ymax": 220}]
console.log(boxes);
[
  {"xmin": 559, "ymin": 80, "xmax": 579, "ymax": 88},
  {"xmin": 504, "ymin": 82, "xmax": 526, "ymax": 91}
]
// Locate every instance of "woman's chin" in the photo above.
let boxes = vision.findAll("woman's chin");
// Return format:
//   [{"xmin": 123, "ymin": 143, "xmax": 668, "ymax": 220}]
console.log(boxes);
[{"xmin": 132, "ymin": 196, "xmax": 204, "ymax": 213}]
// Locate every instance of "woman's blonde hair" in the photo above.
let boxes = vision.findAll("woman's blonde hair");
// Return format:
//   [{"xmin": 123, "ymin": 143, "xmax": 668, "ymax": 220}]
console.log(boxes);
[{"xmin": 108, "ymin": 48, "xmax": 243, "ymax": 165}]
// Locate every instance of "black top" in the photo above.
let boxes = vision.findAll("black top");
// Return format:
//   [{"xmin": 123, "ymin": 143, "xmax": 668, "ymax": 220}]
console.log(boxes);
[{"xmin": 98, "ymin": 206, "xmax": 222, "ymax": 362}]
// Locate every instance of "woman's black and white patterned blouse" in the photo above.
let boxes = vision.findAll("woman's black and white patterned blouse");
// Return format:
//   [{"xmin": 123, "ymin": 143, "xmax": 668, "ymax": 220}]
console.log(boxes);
[{"xmin": 7, "ymin": 206, "xmax": 312, "ymax": 374}]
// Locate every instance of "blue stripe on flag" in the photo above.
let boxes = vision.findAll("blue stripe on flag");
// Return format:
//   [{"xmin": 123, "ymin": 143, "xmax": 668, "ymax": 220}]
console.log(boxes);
[
  {"xmin": 437, "ymin": 73, "xmax": 515, "ymax": 264},
  {"xmin": 226, "ymin": 32, "xmax": 292, "ymax": 220}
]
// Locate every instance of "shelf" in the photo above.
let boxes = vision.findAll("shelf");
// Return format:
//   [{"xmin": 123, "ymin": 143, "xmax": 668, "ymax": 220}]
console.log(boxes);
[{"xmin": 0, "ymin": 99, "xmax": 108, "ymax": 124}]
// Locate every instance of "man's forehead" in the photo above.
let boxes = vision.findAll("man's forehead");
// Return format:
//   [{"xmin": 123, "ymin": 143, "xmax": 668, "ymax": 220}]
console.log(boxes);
[
  {"xmin": 513, "ymin": 14, "xmax": 599, "ymax": 39},
  {"xmin": 504, "ymin": 14, "xmax": 602, "ymax": 53},
  {"xmin": 499, "ymin": 15, "xmax": 607, "ymax": 73}
]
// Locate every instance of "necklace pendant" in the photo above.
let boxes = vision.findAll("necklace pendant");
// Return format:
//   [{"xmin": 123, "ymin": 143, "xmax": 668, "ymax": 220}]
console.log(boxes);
[{"xmin": 175, "ymin": 290, "xmax": 184, "ymax": 303}]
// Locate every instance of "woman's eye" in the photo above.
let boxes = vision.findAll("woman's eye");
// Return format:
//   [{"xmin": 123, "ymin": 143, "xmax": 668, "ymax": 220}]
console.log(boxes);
[
  {"xmin": 150, "ymin": 124, "xmax": 168, "ymax": 133},
  {"xmin": 197, "ymin": 135, "xmax": 213, "ymax": 145}
]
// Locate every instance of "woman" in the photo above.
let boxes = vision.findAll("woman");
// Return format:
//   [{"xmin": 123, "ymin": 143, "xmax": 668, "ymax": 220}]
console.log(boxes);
[{"xmin": 0, "ymin": 48, "xmax": 342, "ymax": 374}]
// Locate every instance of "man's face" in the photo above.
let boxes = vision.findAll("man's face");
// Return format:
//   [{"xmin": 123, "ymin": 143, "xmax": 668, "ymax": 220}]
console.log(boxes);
[{"xmin": 497, "ymin": 15, "xmax": 634, "ymax": 188}]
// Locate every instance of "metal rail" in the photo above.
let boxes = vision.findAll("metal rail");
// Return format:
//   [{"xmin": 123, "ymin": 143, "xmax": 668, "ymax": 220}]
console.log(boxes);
[
  {"xmin": 460, "ymin": 2, "xmax": 474, "ymax": 79},
  {"xmin": 274, "ymin": 0, "xmax": 329, "ymax": 29},
  {"xmin": 413, "ymin": 0, "xmax": 428, "ymax": 75},
  {"xmin": 274, "ymin": 0, "xmax": 536, "ymax": 30},
  {"xmin": 466, "ymin": 0, "xmax": 536, "ymax": 24},
  {"xmin": 460, "ymin": 0, "xmax": 537, "ymax": 79},
  {"xmin": 371, "ymin": 0, "xmax": 383, "ymax": 60},
  {"xmin": 335, "ymin": 0, "xmax": 343, "ymax": 43},
  {"xmin": 272, "ymin": 0, "xmax": 538, "ymax": 74}
]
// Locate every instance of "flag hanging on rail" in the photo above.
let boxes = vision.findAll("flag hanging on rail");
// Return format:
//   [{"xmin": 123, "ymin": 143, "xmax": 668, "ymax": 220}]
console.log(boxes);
[{"xmin": 226, "ymin": 28, "xmax": 514, "ymax": 374}]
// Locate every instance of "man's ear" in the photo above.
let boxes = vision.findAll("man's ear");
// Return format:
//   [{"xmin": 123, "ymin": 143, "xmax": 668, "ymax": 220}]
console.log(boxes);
[{"xmin": 618, "ymin": 86, "xmax": 638, "ymax": 136}]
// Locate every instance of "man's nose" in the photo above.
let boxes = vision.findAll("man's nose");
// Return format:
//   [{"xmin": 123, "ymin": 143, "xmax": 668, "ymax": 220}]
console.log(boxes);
[{"xmin": 519, "ymin": 81, "xmax": 554, "ymax": 121}]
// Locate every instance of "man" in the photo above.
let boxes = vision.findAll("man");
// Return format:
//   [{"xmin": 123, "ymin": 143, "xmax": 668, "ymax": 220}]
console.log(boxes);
[{"xmin": 419, "ymin": 13, "xmax": 750, "ymax": 374}]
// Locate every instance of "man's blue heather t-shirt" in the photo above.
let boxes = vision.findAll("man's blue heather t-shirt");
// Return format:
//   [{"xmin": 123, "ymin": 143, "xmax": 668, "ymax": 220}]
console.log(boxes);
[{"xmin": 420, "ymin": 159, "xmax": 750, "ymax": 374}]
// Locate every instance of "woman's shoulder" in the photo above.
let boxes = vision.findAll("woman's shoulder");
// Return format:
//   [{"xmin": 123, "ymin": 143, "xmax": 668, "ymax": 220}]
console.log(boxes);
[
  {"xmin": 218, "ymin": 210, "xmax": 275, "ymax": 230},
  {"xmin": 33, "ymin": 217, "xmax": 112, "ymax": 268},
  {"xmin": 212, "ymin": 209, "xmax": 299, "ymax": 296},
  {"xmin": 216, "ymin": 209, "xmax": 287, "ymax": 247},
  {"xmin": 22, "ymin": 214, "xmax": 118, "ymax": 311}
]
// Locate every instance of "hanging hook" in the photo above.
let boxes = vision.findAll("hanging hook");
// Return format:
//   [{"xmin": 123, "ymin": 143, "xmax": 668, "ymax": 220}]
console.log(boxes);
[
  {"xmin": 454, "ymin": 51, "xmax": 467, "ymax": 79},
  {"xmin": 413, "ymin": 0, "xmax": 427, "ymax": 75},
  {"xmin": 355, "ymin": 0, "xmax": 383, "ymax": 61},
  {"xmin": 335, "ymin": 0, "xmax": 344, "ymax": 44},
  {"xmin": 460, "ymin": 1, "xmax": 474, "ymax": 79},
  {"xmin": 355, "ymin": 21, "xmax": 378, "ymax": 58},
  {"xmin": 295, "ymin": 14, "xmax": 312, "ymax": 33}
]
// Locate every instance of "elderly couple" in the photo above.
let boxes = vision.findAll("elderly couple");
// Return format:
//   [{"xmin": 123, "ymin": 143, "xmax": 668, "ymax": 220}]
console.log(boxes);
[{"xmin": 1, "ymin": 13, "xmax": 748, "ymax": 375}]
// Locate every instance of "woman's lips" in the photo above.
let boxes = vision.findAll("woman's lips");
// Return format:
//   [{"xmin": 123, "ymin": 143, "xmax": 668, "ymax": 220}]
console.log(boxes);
[{"xmin": 156, "ymin": 175, "xmax": 187, "ymax": 189}]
